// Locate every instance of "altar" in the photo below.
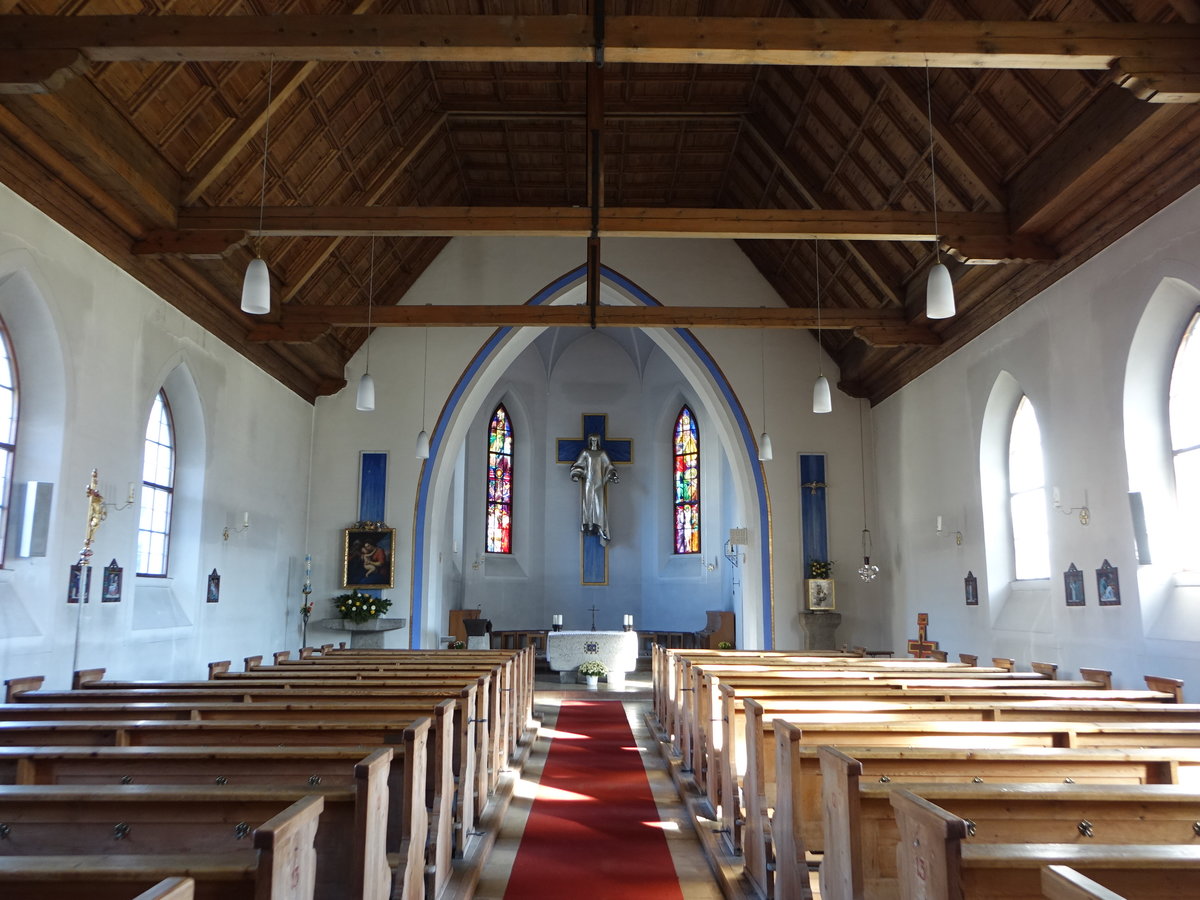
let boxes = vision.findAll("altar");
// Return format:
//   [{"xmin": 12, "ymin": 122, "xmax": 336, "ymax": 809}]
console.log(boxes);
[{"xmin": 546, "ymin": 630, "xmax": 639, "ymax": 687}]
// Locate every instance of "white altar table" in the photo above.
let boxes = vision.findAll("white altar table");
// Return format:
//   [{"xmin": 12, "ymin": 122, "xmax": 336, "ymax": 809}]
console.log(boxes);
[{"xmin": 546, "ymin": 630, "xmax": 639, "ymax": 686}]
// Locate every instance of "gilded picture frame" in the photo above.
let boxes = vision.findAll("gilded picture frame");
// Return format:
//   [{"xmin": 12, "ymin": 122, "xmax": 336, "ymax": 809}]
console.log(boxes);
[
  {"xmin": 805, "ymin": 578, "xmax": 836, "ymax": 611},
  {"xmin": 343, "ymin": 526, "xmax": 396, "ymax": 589}
]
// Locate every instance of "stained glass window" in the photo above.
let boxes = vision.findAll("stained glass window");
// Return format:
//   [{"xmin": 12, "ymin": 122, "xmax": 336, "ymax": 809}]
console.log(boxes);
[
  {"xmin": 137, "ymin": 390, "xmax": 174, "ymax": 575},
  {"xmin": 673, "ymin": 406, "xmax": 700, "ymax": 554},
  {"xmin": 486, "ymin": 404, "xmax": 513, "ymax": 554},
  {"xmin": 0, "ymin": 318, "xmax": 17, "ymax": 567}
]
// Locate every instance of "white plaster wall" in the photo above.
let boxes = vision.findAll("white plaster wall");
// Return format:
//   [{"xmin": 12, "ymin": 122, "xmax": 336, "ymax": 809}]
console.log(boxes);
[
  {"xmin": 875, "ymin": 184, "xmax": 1200, "ymax": 694},
  {"xmin": 0, "ymin": 184, "xmax": 313, "ymax": 687},
  {"xmin": 312, "ymin": 236, "xmax": 874, "ymax": 650}
]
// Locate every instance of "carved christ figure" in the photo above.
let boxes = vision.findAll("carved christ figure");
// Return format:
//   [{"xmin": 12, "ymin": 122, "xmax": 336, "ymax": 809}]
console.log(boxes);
[{"xmin": 570, "ymin": 434, "xmax": 619, "ymax": 546}]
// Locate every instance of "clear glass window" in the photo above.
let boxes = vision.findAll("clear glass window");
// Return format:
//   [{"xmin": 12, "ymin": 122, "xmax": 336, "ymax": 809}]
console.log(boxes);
[
  {"xmin": 137, "ymin": 391, "xmax": 174, "ymax": 575},
  {"xmin": 1009, "ymin": 396, "xmax": 1050, "ymax": 580},
  {"xmin": 1170, "ymin": 310, "xmax": 1200, "ymax": 569}
]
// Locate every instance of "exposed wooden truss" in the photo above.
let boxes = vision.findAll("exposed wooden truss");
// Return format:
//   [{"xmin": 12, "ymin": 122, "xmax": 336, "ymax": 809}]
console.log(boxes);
[
  {"xmin": 138, "ymin": 206, "xmax": 1053, "ymax": 264},
  {"xmin": 1, "ymin": 4, "xmax": 1198, "ymax": 405}
]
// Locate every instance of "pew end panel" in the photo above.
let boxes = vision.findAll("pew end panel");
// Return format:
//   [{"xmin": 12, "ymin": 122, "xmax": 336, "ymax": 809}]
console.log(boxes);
[
  {"xmin": 1080, "ymin": 669, "xmax": 1113, "ymax": 690},
  {"xmin": 1144, "ymin": 676, "xmax": 1184, "ymax": 703},
  {"xmin": 135, "ymin": 876, "xmax": 195, "ymax": 900},
  {"xmin": 4, "ymin": 676, "xmax": 44, "ymax": 702},
  {"xmin": 353, "ymin": 749, "xmax": 394, "ymax": 900},
  {"xmin": 890, "ymin": 789, "xmax": 969, "ymax": 900},
  {"xmin": 254, "ymin": 793, "xmax": 323, "ymax": 900},
  {"xmin": 772, "ymin": 722, "xmax": 814, "ymax": 900},
  {"xmin": 395, "ymin": 716, "xmax": 431, "ymax": 900},
  {"xmin": 1041, "ymin": 865, "xmax": 1127, "ymax": 900},
  {"xmin": 72, "ymin": 669, "xmax": 106, "ymax": 690}
]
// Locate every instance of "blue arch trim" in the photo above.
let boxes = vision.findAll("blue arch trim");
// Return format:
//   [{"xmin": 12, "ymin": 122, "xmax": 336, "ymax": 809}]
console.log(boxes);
[{"xmin": 411, "ymin": 264, "xmax": 773, "ymax": 647}]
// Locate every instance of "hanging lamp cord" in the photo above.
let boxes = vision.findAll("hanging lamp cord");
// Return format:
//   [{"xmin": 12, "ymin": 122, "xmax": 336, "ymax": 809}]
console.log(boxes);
[
  {"xmin": 256, "ymin": 58, "xmax": 274, "ymax": 256},
  {"xmin": 760, "ymin": 324, "xmax": 768, "ymax": 432},
  {"xmin": 814, "ymin": 238, "xmax": 822, "ymax": 374},
  {"xmin": 421, "ymin": 326, "xmax": 429, "ymax": 428},
  {"xmin": 925, "ymin": 60, "xmax": 941, "ymax": 266},
  {"xmin": 364, "ymin": 236, "xmax": 374, "ymax": 373}
]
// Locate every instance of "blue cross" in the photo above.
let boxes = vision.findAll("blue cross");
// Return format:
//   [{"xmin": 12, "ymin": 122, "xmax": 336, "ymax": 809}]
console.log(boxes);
[{"xmin": 556, "ymin": 414, "xmax": 633, "ymax": 465}]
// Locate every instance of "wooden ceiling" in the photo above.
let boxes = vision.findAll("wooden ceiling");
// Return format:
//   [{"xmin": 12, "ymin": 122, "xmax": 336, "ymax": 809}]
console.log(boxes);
[{"xmin": 2, "ymin": 2, "xmax": 1198, "ymax": 403}]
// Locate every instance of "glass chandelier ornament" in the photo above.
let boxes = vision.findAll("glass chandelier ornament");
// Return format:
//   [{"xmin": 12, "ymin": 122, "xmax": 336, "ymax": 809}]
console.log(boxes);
[
  {"xmin": 355, "ymin": 237, "xmax": 376, "ymax": 412},
  {"xmin": 924, "ymin": 62, "xmax": 956, "ymax": 320},
  {"xmin": 812, "ymin": 239, "xmax": 832, "ymax": 414},
  {"xmin": 241, "ymin": 58, "xmax": 274, "ymax": 316}
]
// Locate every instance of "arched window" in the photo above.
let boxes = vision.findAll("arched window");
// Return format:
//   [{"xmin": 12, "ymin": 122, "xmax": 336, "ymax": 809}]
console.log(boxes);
[
  {"xmin": 0, "ymin": 319, "xmax": 18, "ymax": 565},
  {"xmin": 1169, "ymin": 309, "xmax": 1200, "ymax": 568},
  {"xmin": 486, "ymin": 404, "xmax": 513, "ymax": 554},
  {"xmin": 1009, "ymin": 396, "xmax": 1050, "ymax": 580},
  {"xmin": 137, "ymin": 391, "xmax": 175, "ymax": 575},
  {"xmin": 673, "ymin": 406, "xmax": 700, "ymax": 554}
]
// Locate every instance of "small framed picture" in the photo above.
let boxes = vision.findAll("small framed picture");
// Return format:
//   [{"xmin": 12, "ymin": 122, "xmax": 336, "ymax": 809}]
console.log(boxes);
[
  {"xmin": 206, "ymin": 568, "xmax": 221, "ymax": 603},
  {"xmin": 343, "ymin": 525, "xmax": 396, "ymax": 589},
  {"xmin": 67, "ymin": 564, "xmax": 91, "ymax": 604},
  {"xmin": 1096, "ymin": 559, "xmax": 1120, "ymax": 606},
  {"xmin": 102, "ymin": 559, "xmax": 123, "ymax": 603},
  {"xmin": 964, "ymin": 571, "xmax": 979, "ymax": 606},
  {"xmin": 1064, "ymin": 563, "xmax": 1085, "ymax": 607},
  {"xmin": 805, "ymin": 578, "xmax": 836, "ymax": 611}
]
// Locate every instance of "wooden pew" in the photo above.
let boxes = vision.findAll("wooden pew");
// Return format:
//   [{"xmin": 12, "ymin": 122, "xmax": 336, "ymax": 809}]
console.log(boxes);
[
  {"xmin": 0, "ymin": 719, "xmax": 433, "ymax": 899},
  {"xmin": 0, "ymin": 791, "xmax": 326, "ymax": 900},
  {"xmin": 818, "ymin": 748, "xmax": 1200, "ymax": 900},
  {"xmin": 0, "ymin": 797, "xmax": 318, "ymax": 899},
  {"xmin": 890, "ymin": 789, "xmax": 1200, "ymax": 900}
]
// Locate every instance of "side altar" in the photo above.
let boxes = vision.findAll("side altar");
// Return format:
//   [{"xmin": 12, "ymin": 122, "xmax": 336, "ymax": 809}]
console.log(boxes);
[
  {"xmin": 316, "ymin": 617, "xmax": 406, "ymax": 649},
  {"xmin": 546, "ymin": 630, "xmax": 638, "ymax": 687}
]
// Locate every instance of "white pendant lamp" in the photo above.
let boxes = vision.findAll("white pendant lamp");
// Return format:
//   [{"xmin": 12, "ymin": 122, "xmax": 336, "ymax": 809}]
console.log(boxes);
[
  {"xmin": 758, "ymin": 326, "xmax": 773, "ymax": 461},
  {"xmin": 415, "ymin": 326, "xmax": 430, "ymax": 458},
  {"xmin": 355, "ymin": 237, "xmax": 376, "ymax": 412},
  {"xmin": 241, "ymin": 59, "xmax": 274, "ymax": 316},
  {"xmin": 924, "ymin": 63, "xmax": 956, "ymax": 320},
  {"xmin": 812, "ymin": 239, "xmax": 832, "ymax": 415}
]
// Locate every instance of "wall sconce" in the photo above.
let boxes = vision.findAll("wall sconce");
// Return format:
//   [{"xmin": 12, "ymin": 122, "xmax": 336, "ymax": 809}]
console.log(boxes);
[
  {"xmin": 935, "ymin": 515, "xmax": 962, "ymax": 546},
  {"xmin": 724, "ymin": 527, "xmax": 747, "ymax": 567},
  {"xmin": 1053, "ymin": 488, "xmax": 1090, "ymax": 525},
  {"xmin": 104, "ymin": 482, "xmax": 136, "ymax": 512},
  {"xmin": 223, "ymin": 512, "xmax": 250, "ymax": 541}
]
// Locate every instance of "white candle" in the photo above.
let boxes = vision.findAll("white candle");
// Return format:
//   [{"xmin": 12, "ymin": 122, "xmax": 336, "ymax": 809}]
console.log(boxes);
[
  {"xmin": 936, "ymin": 515, "xmax": 943, "ymax": 532},
  {"xmin": 126, "ymin": 483, "xmax": 135, "ymax": 504},
  {"xmin": 624, "ymin": 614, "xmax": 632, "ymax": 625},
  {"xmin": 552, "ymin": 614, "xmax": 562, "ymax": 625},
  {"xmin": 243, "ymin": 511, "xmax": 250, "ymax": 528}
]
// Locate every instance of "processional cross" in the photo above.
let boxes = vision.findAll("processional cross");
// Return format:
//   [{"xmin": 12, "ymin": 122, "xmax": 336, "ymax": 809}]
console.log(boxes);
[
  {"xmin": 556, "ymin": 414, "xmax": 632, "ymax": 586},
  {"xmin": 906, "ymin": 612, "xmax": 940, "ymax": 659}
]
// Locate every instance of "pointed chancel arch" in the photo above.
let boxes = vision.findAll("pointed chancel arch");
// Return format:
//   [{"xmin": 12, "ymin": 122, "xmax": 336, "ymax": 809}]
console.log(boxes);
[{"xmin": 411, "ymin": 264, "xmax": 772, "ymax": 649}]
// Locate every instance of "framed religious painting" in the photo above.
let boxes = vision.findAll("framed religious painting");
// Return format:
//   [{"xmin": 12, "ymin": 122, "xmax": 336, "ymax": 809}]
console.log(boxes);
[
  {"xmin": 67, "ymin": 564, "xmax": 91, "ymax": 604},
  {"xmin": 1064, "ymin": 563, "xmax": 1086, "ymax": 607},
  {"xmin": 1096, "ymin": 559, "xmax": 1121, "ymax": 606},
  {"xmin": 964, "ymin": 571, "xmax": 979, "ymax": 606},
  {"xmin": 206, "ymin": 568, "xmax": 220, "ymax": 603},
  {"xmin": 343, "ymin": 524, "xmax": 396, "ymax": 589},
  {"xmin": 805, "ymin": 578, "xmax": 836, "ymax": 611},
  {"xmin": 102, "ymin": 559, "xmax": 123, "ymax": 602}
]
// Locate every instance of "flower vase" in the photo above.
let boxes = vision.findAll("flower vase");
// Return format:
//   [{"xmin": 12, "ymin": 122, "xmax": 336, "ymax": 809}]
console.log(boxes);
[{"xmin": 585, "ymin": 674, "xmax": 599, "ymax": 690}]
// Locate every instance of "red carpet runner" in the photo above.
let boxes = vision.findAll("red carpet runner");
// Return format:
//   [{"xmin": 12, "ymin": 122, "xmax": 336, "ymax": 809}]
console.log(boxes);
[{"xmin": 502, "ymin": 699, "xmax": 686, "ymax": 900}]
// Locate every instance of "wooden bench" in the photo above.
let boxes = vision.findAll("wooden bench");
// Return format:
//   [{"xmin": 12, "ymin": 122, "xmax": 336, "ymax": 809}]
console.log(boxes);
[
  {"xmin": 891, "ymin": 789, "xmax": 1200, "ymax": 900},
  {"xmin": 0, "ymin": 719, "xmax": 433, "ymax": 899},
  {"xmin": 0, "ymin": 796, "xmax": 317, "ymax": 899},
  {"xmin": 0, "ymin": 780, "xmax": 383, "ymax": 898},
  {"xmin": 818, "ymin": 751, "xmax": 1200, "ymax": 900}
]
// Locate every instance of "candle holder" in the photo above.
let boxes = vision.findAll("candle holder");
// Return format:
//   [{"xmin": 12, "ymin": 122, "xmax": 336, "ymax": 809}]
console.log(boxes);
[{"xmin": 552, "ymin": 624, "xmax": 562, "ymax": 632}]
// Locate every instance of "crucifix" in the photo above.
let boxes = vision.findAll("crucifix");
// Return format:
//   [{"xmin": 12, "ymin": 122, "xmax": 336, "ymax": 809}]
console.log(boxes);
[
  {"xmin": 906, "ymin": 612, "xmax": 940, "ymax": 659},
  {"xmin": 588, "ymin": 604, "xmax": 600, "ymax": 632},
  {"xmin": 557, "ymin": 414, "xmax": 632, "ymax": 585}
]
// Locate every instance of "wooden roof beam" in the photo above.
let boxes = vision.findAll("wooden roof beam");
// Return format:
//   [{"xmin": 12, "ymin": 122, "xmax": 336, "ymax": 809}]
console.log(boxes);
[
  {"xmin": 136, "ymin": 205, "xmax": 1054, "ymax": 262},
  {"xmin": 245, "ymin": 303, "xmax": 940, "ymax": 347},
  {"xmin": 2, "ymin": 16, "xmax": 1198, "ymax": 92}
]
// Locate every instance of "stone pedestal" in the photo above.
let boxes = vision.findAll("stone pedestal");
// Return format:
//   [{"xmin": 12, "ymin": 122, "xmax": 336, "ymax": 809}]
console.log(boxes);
[
  {"xmin": 316, "ymin": 617, "xmax": 406, "ymax": 649},
  {"xmin": 798, "ymin": 611, "xmax": 841, "ymax": 651}
]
